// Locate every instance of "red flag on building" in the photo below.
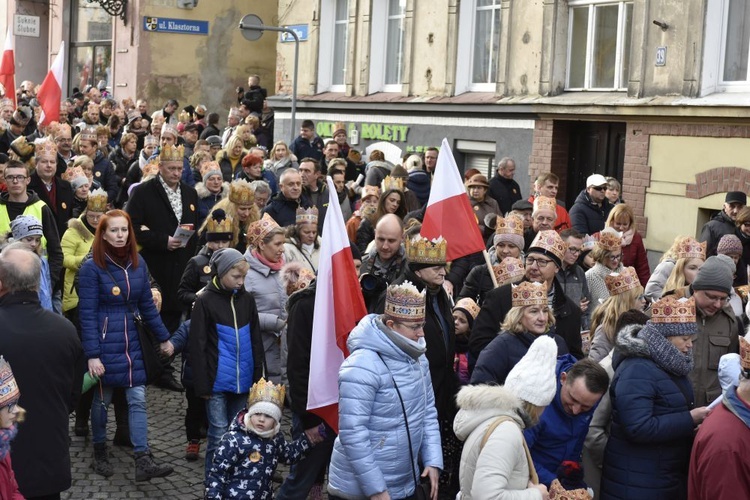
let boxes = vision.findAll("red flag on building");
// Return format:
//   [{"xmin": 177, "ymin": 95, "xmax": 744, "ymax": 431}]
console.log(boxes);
[
  {"xmin": 307, "ymin": 177, "xmax": 367, "ymax": 434},
  {"xmin": 0, "ymin": 29, "xmax": 16, "ymax": 107},
  {"xmin": 37, "ymin": 42, "xmax": 65, "ymax": 126},
  {"xmin": 421, "ymin": 138, "xmax": 486, "ymax": 261}
]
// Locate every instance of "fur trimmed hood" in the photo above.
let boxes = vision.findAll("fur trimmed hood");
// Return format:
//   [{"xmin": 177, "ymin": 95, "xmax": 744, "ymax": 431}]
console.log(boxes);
[
  {"xmin": 612, "ymin": 323, "xmax": 650, "ymax": 369},
  {"xmin": 453, "ymin": 384, "xmax": 525, "ymax": 441},
  {"xmin": 67, "ymin": 216, "xmax": 95, "ymax": 241},
  {"xmin": 195, "ymin": 181, "xmax": 230, "ymax": 199}
]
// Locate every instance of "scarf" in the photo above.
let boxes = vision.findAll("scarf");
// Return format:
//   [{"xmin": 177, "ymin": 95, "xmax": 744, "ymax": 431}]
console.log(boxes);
[
  {"xmin": 723, "ymin": 385, "xmax": 750, "ymax": 428},
  {"xmin": 243, "ymin": 412, "xmax": 281, "ymax": 439},
  {"xmin": 375, "ymin": 316, "xmax": 427, "ymax": 360},
  {"xmin": 637, "ymin": 324, "xmax": 694, "ymax": 376},
  {"xmin": 252, "ymin": 249, "xmax": 284, "ymax": 271},
  {"xmin": 621, "ymin": 228, "xmax": 635, "ymax": 247},
  {"xmin": 0, "ymin": 424, "xmax": 18, "ymax": 460},
  {"xmin": 104, "ymin": 241, "xmax": 131, "ymax": 267}
]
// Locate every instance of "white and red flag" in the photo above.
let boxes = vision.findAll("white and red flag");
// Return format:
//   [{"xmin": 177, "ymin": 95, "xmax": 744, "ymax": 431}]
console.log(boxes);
[
  {"xmin": 421, "ymin": 137, "xmax": 486, "ymax": 261},
  {"xmin": 307, "ymin": 177, "xmax": 367, "ymax": 433},
  {"xmin": 37, "ymin": 42, "xmax": 65, "ymax": 126},
  {"xmin": 0, "ymin": 29, "xmax": 15, "ymax": 107}
]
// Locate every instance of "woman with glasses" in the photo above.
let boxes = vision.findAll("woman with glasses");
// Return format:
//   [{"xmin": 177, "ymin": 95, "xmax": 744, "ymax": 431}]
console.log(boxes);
[
  {"xmin": 586, "ymin": 228, "xmax": 625, "ymax": 315},
  {"xmin": 606, "ymin": 204, "xmax": 650, "ymax": 286}
]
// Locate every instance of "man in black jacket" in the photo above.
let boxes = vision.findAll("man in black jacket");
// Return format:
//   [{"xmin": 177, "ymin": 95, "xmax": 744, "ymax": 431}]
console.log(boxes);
[
  {"xmin": 569, "ymin": 174, "xmax": 613, "ymax": 235},
  {"xmin": 699, "ymin": 191, "xmax": 746, "ymax": 257},
  {"xmin": 469, "ymin": 230, "xmax": 584, "ymax": 363},
  {"xmin": 262, "ymin": 169, "xmax": 311, "ymax": 227},
  {"xmin": 488, "ymin": 157, "xmax": 522, "ymax": 215},
  {"xmin": 28, "ymin": 138, "xmax": 74, "ymax": 239}
]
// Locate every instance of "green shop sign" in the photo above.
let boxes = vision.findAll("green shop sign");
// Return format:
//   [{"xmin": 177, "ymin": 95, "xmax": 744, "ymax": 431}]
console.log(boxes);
[{"xmin": 316, "ymin": 121, "xmax": 410, "ymax": 143}]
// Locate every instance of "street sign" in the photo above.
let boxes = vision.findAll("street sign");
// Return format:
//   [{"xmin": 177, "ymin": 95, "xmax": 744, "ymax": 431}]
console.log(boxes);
[
  {"xmin": 142, "ymin": 17, "xmax": 209, "ymax": 36},
  {"xmin": 239, "ymin": 14, "xmax": 264, "ymax": 41},
  {"xmin": 280, "ymin": 24, "xmax": 308, "ymax": 42},
  {"xmin": 14, "ymin": 15, "xmax": 40, "ymax": 38},
  {"xmin": 656, "ymin": 46, "xmax": 667, "ymax": 67}
]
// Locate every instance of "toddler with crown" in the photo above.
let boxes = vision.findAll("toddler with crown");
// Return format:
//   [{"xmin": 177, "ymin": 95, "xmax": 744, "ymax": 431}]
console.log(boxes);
[{"xmin": 205, "ymin": 378, "xmax": 323, "ymax": 499}]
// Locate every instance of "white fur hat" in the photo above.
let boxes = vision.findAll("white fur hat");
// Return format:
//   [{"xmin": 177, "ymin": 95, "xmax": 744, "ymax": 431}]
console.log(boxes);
[
  {"xmin": 504, "ymin": 335, "xmax": 558, "ymax": 406},
  {"xmin": 248, "ymin": 401, "xmax": 281, "ymax": 423}
]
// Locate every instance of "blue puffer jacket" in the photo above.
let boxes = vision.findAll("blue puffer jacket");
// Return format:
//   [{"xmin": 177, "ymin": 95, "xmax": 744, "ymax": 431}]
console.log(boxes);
[
  {"xmin": 524, "ymin": 354, "xmax": 598, "ymax": 487},
  {"xmin": 78, "ymin": 254, "xmax": 170, "ymax": 387},
  {"xmin": 600, "ymin": 325, "xmax": 695, "ymax": 500},
  {"xmin": 328, "ymin": 314, "xmax": 443, "ymax": 499}
]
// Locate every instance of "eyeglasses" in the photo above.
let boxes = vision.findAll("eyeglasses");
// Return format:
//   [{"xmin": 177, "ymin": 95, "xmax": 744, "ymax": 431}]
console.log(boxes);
[
  {"xmin": 567, "ymin": 247, "xmax": 582, "ymax": 254},
  {"xmin": 5, "ymin": 175, "xmax": 27, "ymax": 183},
  {"xmin": 396, "ymin": 322, "xmax": 425, "ymax": 332},
  {"xmin": 526, "ymin": 257, "xmax": 554, "ymax": 268},
  {"xmin": 701, "ymin": 291, "xmax": 730, "ymax": 305},
  {"xmin": 742, "ymin": 222, "xmax": 750, "ymax": 228},
  {"xmin": 5, "ymin": 402, "xmax": 16, "ymax": 413},
  {"xmin": 608, "ymin": 253, "xmax": 623, "ymax": 261},
  {"xmin": 591, "ymin": 186, "xmax": 606, "ymax": 192}
]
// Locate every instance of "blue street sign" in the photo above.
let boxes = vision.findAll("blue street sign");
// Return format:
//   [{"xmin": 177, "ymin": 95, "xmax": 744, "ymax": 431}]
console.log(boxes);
[
  {"xmin": 143, "ymin": 17, "xmax": 209, "ymax": 36},
  {"xmin": 280, "ymin": 24, "xmax": 308, "ymax": 42}
]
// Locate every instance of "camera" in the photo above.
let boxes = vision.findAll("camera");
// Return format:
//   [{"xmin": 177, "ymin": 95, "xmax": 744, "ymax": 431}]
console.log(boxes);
[{"xmin": 359, "ymin": 272, "xmax": 387, "ymax": 298}]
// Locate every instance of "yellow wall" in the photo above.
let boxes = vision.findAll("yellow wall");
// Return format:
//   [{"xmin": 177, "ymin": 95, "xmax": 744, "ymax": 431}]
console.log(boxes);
[{"xmin": 645, "ymin": 135, "xmax": 750, "ymax": 251}]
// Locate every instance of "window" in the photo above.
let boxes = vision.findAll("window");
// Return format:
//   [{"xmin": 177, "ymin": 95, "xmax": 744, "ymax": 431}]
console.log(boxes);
[
  {"xmin": 385, "ymin": 0, "xmax": 406, "ymax": 87},
  {"xmin": 720, "ymin": 0, "xmax": 750, "ymax": 86},
  {"xmin": 369, "ymin": 0, "xmax": 407, "ymax": 93},
  {"xmin": 566, "ymin": 1, "xmax": 632, "ymax": 91},
  {"xmin": 318, "ymin": 0, "xmax": 349, "ymax": 92},
  {"xmin": 455, "ymin": 0, "xmax": 503, "ymax": 94},
  {"xmin": 69, "ymin": 0, "xmax": 112, "ymax": 93}
]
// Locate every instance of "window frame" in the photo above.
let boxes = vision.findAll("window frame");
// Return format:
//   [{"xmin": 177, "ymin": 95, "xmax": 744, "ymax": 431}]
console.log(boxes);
[
  {"xmin": 455, "ymin": 0, "xmax": 504, "ymax": 94},
  {"xmin": 718, "ymin": 0, "xmax": 750, "ymax": 91},
  {"xmin": 369, "ymin": 0, "xmax": 407, "ymax": 94},
  {"xmin": 69, "ymin": 0, "xmax": 113, "ymax": 93},
  {"xmin": 565, "ymin": 0, "xmax": 632, "ymax": 92},
  {"xmin": 317, "ymin": 0, "xmax": 349, "ymax": 93}
]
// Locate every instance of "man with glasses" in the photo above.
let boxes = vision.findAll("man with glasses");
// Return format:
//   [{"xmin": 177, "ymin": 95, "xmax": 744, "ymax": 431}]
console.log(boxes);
[
  {"xmin": 569, "ymin": 174, "xmax": 614, "ymax": 235},
  {"xmin": 699, "ymin": 191, "xmax": 746, "ymax": 257},
  {"xmin": 470, "ymin": 230, "xmax": 584, "ymax": 362},
  {"xmin": 557, "ymin": 229, "xmax": 592, "ymax": 329},
  {"xmin": 666, "ymin": 254, "xmax": 740, "ymax": 407},
  {"xmin": 54, "ymin": 123, "xmax": 75, "ymax": 175}
]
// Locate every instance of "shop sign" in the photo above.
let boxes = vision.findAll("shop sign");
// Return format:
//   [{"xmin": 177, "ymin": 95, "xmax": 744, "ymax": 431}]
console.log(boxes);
[
  {"xmin": 317, "ymin": 121, "xmax": 410, "ymax": 143},
  {"xmin": 280, "ymin": 25, "xmax": 308, "ymax": 42},
  {"xmin": 14, "ymin": 15, "xmax": 40, "ymax": 38},
  {"xmin": 143, "ymin": 17, "xmax": 209, "ymax": 35}
]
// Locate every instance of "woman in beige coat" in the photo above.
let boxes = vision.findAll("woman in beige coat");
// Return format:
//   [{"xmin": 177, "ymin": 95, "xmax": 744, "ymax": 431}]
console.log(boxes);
[{"xmin": 453, "ymin": 336, "xmax": 558, "ymax": 500}]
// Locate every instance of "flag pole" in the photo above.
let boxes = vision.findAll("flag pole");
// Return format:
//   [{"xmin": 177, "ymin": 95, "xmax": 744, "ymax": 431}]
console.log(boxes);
[{"xmin": 483, "ymin": 249, "xmax": 498, "ymax": 287}]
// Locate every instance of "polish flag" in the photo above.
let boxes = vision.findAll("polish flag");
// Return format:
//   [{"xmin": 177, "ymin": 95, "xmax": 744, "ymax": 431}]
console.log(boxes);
[
  {"xmin": 37, "ymin": 42, "xmax": 65, "ymax": 126},
  {"xmin": 307, "ymin": 177, "xmax": 367, "ymax": 434},
  {"xmin": 421, "ymin": 137, "xmax": 486, "ymax": 261},
  {"xmin": 0, "ymin": 29, "xmax": 15, "ymax": 107}
]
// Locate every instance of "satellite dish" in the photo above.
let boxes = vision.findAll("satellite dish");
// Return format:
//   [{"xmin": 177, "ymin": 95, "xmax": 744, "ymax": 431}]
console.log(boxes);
[{"xmin": 239, "ymin": 14, "xmax": 264, "ymax": 41}]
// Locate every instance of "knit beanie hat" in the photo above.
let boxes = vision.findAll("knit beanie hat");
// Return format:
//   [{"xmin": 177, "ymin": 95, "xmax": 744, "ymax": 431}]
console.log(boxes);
[
  {"xmin": 209, "ymin": 248, "xmax": 245, "ymax": 279},
  {"xmin": 247, "ymin": 401, "xmax": 281, "ymax": 423},
  {"xmin": 70, "ymin": 173, "xmax": 91, "ymax": 191},
  {"xmin": 717, "ymin": 234, "xmax": 743, "ymax": 256},
  {"xmin": 504, "ymin": 335, "xmax": 558, "ymax": 406},
  {"xmin": 10, "ymin": 215, "xmax": 43, "ymax": 240},
  {"xmin": 692, "ymin": 255, "xmax": 735, "ymax": 295}
]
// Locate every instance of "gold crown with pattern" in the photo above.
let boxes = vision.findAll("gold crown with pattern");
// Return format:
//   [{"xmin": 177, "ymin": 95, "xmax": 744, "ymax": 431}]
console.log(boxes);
[
  {"xmin": 79, "ymin": 127, "xmax": 98, "ymax": 143},
  {"xmin": 453, "ymin": 297, "xmax": 480, "ymax": 320},
  {"xmin": 287, "ymin": 267, "xmax": 315, "ymax": 295},
  {"xmin": 495, "ymin": 214, "xmax": 524, "ymax": 236},
  {"xmin": 55, "ymin": 122, "xmax": 72, "ymax": 139},
  {"xmin": 533, "ymin": 196, "xmax": 557, "ymax": 215},
  {"xmin": 604, "ymin": 266, "xmax": 639, "ymax": 295},
  {"xmin": 61, "ymin": 165, "xmax": 85, "ymax": 183},
  {"xmin": 529, "ymin": 230, "xmax": 568, "ymax": 263},
  {"xmin": 381, "ymin": 175, "xmax": 404, "ymax": 192},
  {"xmin": 740, "ymin": 334, "xmax": 750, "ymax": 372},
  {"xmin": 142, "ymin": 159, "xmax": 160, "ymax": 179},
  {"xmin": 549, "ymin": 479, "xmax": 592, "ymax": 500},
  {"xmin": 199, "ymin": 161, "xmax": 223, "ymax": 180},
  {"xmin": 597, "ymin": 228, "xmax": 622, "ymax": 252},
  {"xmin": 206, "ymin": 210, "xmax": 234, "ymax": 235},
  {"xmin": 406, "ymin": 235, "xmax": 447, "ymax": 265},
  {"xmin": 144, "ymin": 134, "xmax": 158, "ymax": 147},
  {"xmin": 494, "ymin": 257, "xmax": 525, "ymax": 287},
  {"xmin": 228, "ymin": 179, "xmax": 255, "ymax": 205},
  {"xmin": 10, "ymin": 135, "xmax": 34, "ymax": 160},
  {"xmin": 361, "ymin": 185, "xmax": 381, "ymax": 202},
  {"xmin": 159, "ymin": 143, "xmax": 184, "ymax": 165},
  {"xmin": 385, "ymin": 281, "xmax": 426, "ymax": 324},
  {"xmin": 87, "ymin": 188, "xmax": 109, "ymax": 213},
  {"xmin": 161, "ymin": 122, "xmax": 179, "ymax": 138},
  {"xmin": 0, "ymin": 356, "xmax": 19, "ymax": 408},
  {"xmin": 247, "ymin": 377, "xmax": 286, "ymax": 409},
  {"xmin": 511, "ymin": 281, "xmax": 548, "ymax": 307},
  {"xmin": 178, "ymin": 110, "xmax": 191, "ymax": 123},
  {"xmin": 247, "ymin": 213, "xmax": 280, "ymax": 248},
  {"xmin": 650, "ymin": 295, "xmax": 696, "ymax": 324},
  {"xmin": 296, "ymin": 206, "xmax": 319, "ymax": 225},
  {"xmin": 675, "ymin": 237, "xmax": 706, "ymax": 261},
  {"xmin": 34, "ymin": 137, "xmax": 57, "ymax": 159}
]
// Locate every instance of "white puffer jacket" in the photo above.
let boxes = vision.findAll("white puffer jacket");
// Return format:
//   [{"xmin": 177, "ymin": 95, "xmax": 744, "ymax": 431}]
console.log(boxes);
[{"xmin": 453, "ymin": 385, "xmax": 542, "ymax": 500}]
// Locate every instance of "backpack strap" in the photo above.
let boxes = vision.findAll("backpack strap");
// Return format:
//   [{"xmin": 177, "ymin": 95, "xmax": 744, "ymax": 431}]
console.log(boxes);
[{"xmin": 478, "ymin": 416, "xmax": 539, "ymax": 485}]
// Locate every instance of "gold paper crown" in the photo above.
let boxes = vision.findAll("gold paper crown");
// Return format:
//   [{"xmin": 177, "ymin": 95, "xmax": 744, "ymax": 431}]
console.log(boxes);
[
  {"xmin": 529, "ymin": 230, "xmax": 568, "ymax": 263},
  {"xmin": 454, "ymin": 297, "xmax": 480, "ymax": 320},
  {"xmin": 57, "ymin": 123, "xmax": 72, "ymax": 138},
  {"xmin": 495, "ymin": 214, "xmax": 524, "ymax": 236},
  {"xmin": 159, "ymin": 144, "xmax": 184, "ymax": 165},
  {"xmin": 650, "ymin": 295, "xmax": 696, "ymax": 324},
  {"xmin": 142, "ymin": 159, "xmax": 160, "ymax": 179},
  {"xmin": 493, "ymin": 257, "xmax": 525, "ymax": 287},
  {"xmin": 549, "ymin": 479, "xmax": 592, "ymax": 500},
  {"xmin": 144, "ymin": 134, "xmax": 158, "ymax": 147},
  {"xmin": 10, "ymin": 135, "xmax": 34, "ymax": 159},
  {"xmin": 361, "ymin": 185, "xmax": 381, "ymax": 202},
  {"xmin": 296, "ymin": 206, "xmax": 319, "ymax": 225},
  {"xmin": 597, "ymin": 228, "xmax": 622, "ymax": 252},
  {"xmin": 333, "ymin": 121, "xmax": 347, "ymax": 136},
  {"xmin": 736, "ymin": 285, "xmax": 750, "ymax": 303},
  {"xmin": 206, "ymin": 210, "xmax": 234, "ymax": 235},
  {"xmin": 381, "ymin": 175, "xmax": 404, "ymax": 192},
  {"xmin": 247, "ymin": 213, "xmax": 280, "ymax": 248},
  {"xmin": 247, "ymin": 377, "xmax": 286, "ymax": 409},
  {"xmin": 287, "ymin": 267, "xmax": 315, "ymax": 295},
  {"xmin": 87, "ymin": 188, "xmax": 109, "ymax": 213},
  {"xmin": 406, "ymin": 235, "xmax": 447, "ymax": 265},
  {"xmin": 229, "ymin": 179, "xmax": 255, "ymax": 205},
  {"xmin": 533, "ymin": 196, "xmax": 557, "ymax": 215},
  {"xmin": 178, "ymin": 110, "xmax": 191, "ymax": 123},
  {"xmin": 0, "ymin": 356, "xmax": 19, "ymax": 408},
  {"xmin": 675, "ymin": 237, "xmax": 706, "ymax": 260},
  {"xmin": 604, "ymin": 266, "xmax": 640, "ymax": 295},
  {"xmin": 385, "ymin": 281, "xmax": 426, "ymax": 324},
  {"xmin": 34, "ymin": 137, "xmax": 58, "ymax": 159},
  {"xmin": 61, "ymin": 165, "xmax": 85, "ymax": 183},
  {"xmin": 740, "ymin": 335, "xmax": 750, "ymax": 372},
  {"xmin": 200, "ymin": 161, "xmax": 223, "ymax": 179},
  {"xmin": 511, "ymin": 281, "xmax": 548, "ymax": 307},
  {"xmin": 161, "ymin": 122, "xmax": 179, "ymax": 138},
  {"xmin": 79, "ymin": 128, "xmax": 98, "ymax": 143}
]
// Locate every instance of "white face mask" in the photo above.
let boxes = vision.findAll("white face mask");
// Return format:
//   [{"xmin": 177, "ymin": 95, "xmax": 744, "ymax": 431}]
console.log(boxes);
[{"xmin": 416, "ymin": 336, "xmax": 427, "ymax": 349}]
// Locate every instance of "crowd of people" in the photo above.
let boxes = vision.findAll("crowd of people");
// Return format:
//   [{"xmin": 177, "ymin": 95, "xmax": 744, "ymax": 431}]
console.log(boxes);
[{"xmin": 0, "ymin": 76, "xmax": 747, "ymax": 500}]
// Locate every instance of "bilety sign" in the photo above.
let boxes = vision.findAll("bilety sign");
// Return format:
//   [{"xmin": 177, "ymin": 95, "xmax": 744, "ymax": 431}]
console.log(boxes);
[
  {"xmin": 143, "ymin": 17, "xmax": 209, "ymax": 36},
  {"xmin": 14, "ymin": 15, "xmax": 40, "ymax": 38},
  {"xmin": 280, "ymin": 24, "xmax": 309, "ymax": 43}
]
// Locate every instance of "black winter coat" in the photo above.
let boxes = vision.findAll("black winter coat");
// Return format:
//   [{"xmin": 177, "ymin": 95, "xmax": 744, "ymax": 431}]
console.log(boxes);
[
  {"xmin": 458, "ymin": 263, "xmax": 495, "ymax": 306},
  {"xmin": 699, "ymin": 210, "xmax": 736, "ymax": 257},
  {"xmin": 446, "ymin": 251, "xmax": 484, "ymax": 296},
  {"xmin": 92, "ymin": 150, "xmax": 119, "ymax": 204},
  {"xmin": 177, "ymin": 245, "xmax": 214, "ymax": 314},
  {"xmin": 569, "ymin": 189, "xmax": 613, "ymax": 235},
  {"xmin": 262, "ymin": 192, "xmax": 311, "ymax": 228},
  {"xmin": 469, "ymin": 277, "xmax": 584, "ymax": 362},
  {"xmin": 108, "ymin": 146, "xmax": 136, "ymax": 195},
  {"xmin": 0, "ymin": 292, "xmax": 85, "ymax": 497},
  {"xmin": 126, "ymin": 175, "xmax": 199, "ymax": 315},
  {"xmin": 28, "ymin": 173, "xmax": 74, "ymax": 240},
  {"xmin": 488, "ymin": 174, "xmax": 522, "ymax": 215}
]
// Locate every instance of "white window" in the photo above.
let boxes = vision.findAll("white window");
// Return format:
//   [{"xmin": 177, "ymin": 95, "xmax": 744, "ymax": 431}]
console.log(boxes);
[
  {"xmin": 370, "ymin": 0, "xmax": 406, "ymax": 93},
  {"xmin": 720, "ymin": 0, "xmax": 750, "ymax": 88},
  {"xmin": 318, "ymin": 0, "xmax": 349, "ymax": 92},
  {"xmin": 566, "ymin": 1, "xmax": 633, "ymax": 91},
  {"xmin": 455, "ymin": 0, "xmax": 503, "ymax": 93}
]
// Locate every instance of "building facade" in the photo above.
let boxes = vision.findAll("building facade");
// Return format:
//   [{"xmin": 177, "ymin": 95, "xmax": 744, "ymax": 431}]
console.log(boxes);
[{"xmin": 272, "ymin": 0, "xmax": 750, "ymax": 256}]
